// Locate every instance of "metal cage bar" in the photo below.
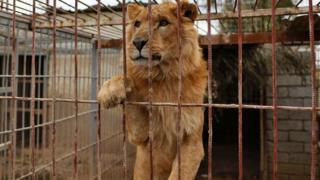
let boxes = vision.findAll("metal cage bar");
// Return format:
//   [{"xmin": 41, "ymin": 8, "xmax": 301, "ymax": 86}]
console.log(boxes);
[
  {"xmin": 146, "ymin": 0, "xmax": 154, "ymax": 179},
  {"xmin": 95, "ymin": 1, "xmax": 102, "ymax": 180},
  {"xmin": 9, "ymin": 0, "xmax": 17, "ymax": 179},
  {"xmin": 176, "ymin": 0, "xmax": 182, "ymax": 179},
  {"xmin": 271, "ymin": 0, "xmax": 278, "ymax": 178},
  {"xmin": 237, "ymin": 0, "xmax": 243, "ymax": 178},
  {"xmin": 206, "ymin": 0, "xmax": 213, "ymax": 179},
  {"xmin": 51, "ymin": 0, "xmax": 57, "ymax": 179},
  {"xmin": 121, "ymin": 0, "xmax": 128, "ymax": 179},
  {"xmin": 31, "ymin": 0, "xmax": 37, "ymax": 178},
  {"xmin": 308, "ymin": 0, "xmax": 319, "ymax": 179},
  {"xmin": 73, "ymin": 0, "xmax": 79, "ymax": 179}
]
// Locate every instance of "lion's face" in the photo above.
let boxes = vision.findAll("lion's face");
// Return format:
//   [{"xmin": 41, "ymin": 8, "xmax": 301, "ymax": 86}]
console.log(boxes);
[{"xmin": 126, "ymin": 2, "xmax": 198, "ymax": 67}]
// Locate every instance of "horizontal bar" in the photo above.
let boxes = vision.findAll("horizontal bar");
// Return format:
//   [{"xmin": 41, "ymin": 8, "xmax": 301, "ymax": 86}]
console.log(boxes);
[
  {"xmin": 0, "ymin": 95, "xmax": 319, "ymax": 111},
  {"xmin": 99, "ymin": 29, "xmax": 320, "ymax": 48},
  {"xmin": 197, "ymin": 6, "xmax": 320, "ymax": 20},
  {"xmin": 0, "ymin": 75, "xmax": 103, "ymax": 79},
  {"xmin": 34, "ymin": 6, "xmax": 320, "ymax": 28},
  {"xmin": 127, "ymin": 101, "xmax": 317, "ymax": 111},
  {"xmin": 99, "ymin": 38, "xmax": 122, "ymax": 48},
  {"xmin": 0, "ymin": 96, "xmax": 98, "ymax": 103},
  {"xmin": 199, "ymin": 31, "xmax": 320, "ymax": 45}
]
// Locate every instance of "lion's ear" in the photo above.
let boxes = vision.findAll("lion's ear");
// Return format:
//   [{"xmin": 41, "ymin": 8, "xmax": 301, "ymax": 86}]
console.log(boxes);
[
  {"xmin": 127, "ymin": 3, "xmax": 143, "ymax": 20},
  {"xmin": 181, "ymin": 2, "xmax": 198, "ymax": 22}
]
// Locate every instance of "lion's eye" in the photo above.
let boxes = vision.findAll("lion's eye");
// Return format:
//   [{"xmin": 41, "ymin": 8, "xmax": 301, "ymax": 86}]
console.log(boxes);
[
  {"xmin": 134, "ymin": 21, "xmax": 141, "ymax": 28},
  {"xmin": 159, "ymin": 19, "xmax": 169, "ymax": 27}
]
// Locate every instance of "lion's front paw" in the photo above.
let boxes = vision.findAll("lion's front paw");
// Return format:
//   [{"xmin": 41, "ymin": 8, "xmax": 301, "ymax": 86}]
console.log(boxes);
[{"xmin": 97, "ymin": 77, "xmax": 127, "ymax": 108}]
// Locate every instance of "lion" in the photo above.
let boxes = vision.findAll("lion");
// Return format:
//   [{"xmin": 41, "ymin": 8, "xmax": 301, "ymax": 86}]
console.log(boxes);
[{"xmin": 97, "ymin": 1, "xmax": 208, "ymax": 180}]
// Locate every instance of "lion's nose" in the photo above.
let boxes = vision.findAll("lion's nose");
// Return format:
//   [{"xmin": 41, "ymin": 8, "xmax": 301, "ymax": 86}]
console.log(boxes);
[{"xmin": 133, "ymin": 38, "xmax": 148, "ymax": 51}]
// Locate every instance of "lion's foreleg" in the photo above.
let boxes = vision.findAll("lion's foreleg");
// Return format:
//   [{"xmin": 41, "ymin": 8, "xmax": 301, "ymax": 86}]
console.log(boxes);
[
  {"xmin": 126, "ymin": 108, "xmax": 149, "ymax": 145},
  {"xmin": 133, "ymin": 146, "xmax": 151, "ymax": 180},
  {"xmin": 168, "ymin": 131, "xmax": 204, "ymax": 180}
]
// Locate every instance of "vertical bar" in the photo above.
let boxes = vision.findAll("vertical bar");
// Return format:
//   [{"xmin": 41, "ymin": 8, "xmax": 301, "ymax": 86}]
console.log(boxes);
[
  {"xmin": 9, "ymin": 0, "xmax": 17, "ymax": 179},
  {"xmin": 31, "ymin": 0, "xmax": 37, "ymax": 179},
  {"xmin": 206, "ymin": 0, "xmax": 213, "ymax": 179},
  {"xmin": 21, "ymin": 28, "xmax": 27, "ymax": 179},
  {"xmin": 271, "ymin": 0, "xmax": 278, "ymax": 178},
  {"xmin": 259, "ymin": 87, "xmax": 265, "ymax": 177},
  {"xmin": 95, "ymin": 1, "xmax": 102, "ymax": 180},
  {"xmin": 121, "ymin": 0, "xmax": 128, "ymax": 179},
  {"xmin": 2, "ymin": 19, "xmax": 10, "ymax": 180},
  {"xmin": 51, "ymin": 0, "xmax": 57, "ymax": 179},
  {"xmin": 237, "ymin": 0, "xmax": 243, "ymax": 178},
  {"xmin": 176, "ymin": 1, "xmax": 182, "ymax": 179},
  {"xmin": 73, "ymin": 0, "xmax": 79, "ymax": 179},
  {"xmin": 147, "ymin": 0, "xmax": 154, "ymax": 179},
  {"xmin": 37, "ymin": 34, "xmax": 42, "ymax": 150},
  {"xmin": 91, "ymin": 39, "xmax": 98, "ymax": 178},
  {"xmin": 308, "ymin": 0, "xmax": 318, "ymax": 179}
]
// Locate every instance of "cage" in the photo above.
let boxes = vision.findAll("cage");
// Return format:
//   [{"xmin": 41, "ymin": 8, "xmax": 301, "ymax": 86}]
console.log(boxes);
[{"xmin": 0, "ymin": 0, "xmax": 319, "ymax": 180}]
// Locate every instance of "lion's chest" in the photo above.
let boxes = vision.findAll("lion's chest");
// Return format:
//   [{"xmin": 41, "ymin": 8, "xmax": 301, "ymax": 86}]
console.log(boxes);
[
  {"xmin": 126, "ymin": 76, "xmax": 205, "ymax": 146},
  {"xmin": 132, "ymin": 79, "xmax": 180, "ymax": 102},
  {"xmin": 127, "ymin": 81, "xmax": 181, "ymax": 144}
]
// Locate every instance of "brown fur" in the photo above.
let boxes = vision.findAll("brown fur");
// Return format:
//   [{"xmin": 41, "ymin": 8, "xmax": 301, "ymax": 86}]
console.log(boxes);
[{"xmin": 97, "ymin": 1, "xmax": 207, "ymax": 179}]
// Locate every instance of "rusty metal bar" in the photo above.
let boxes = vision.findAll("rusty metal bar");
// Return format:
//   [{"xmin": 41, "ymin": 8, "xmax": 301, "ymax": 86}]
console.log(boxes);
[
  {"xmin": 51, "ymin": 0, "xmax": 57, "ymax": 179},
  {"xmin": 308, "ymin": 0, "xmax": 319, "ymax": 178},
  {"xmin": 34, "ymin": 6, "xmax": 320, "ymax": 28},
  {"xmin": 198, "ymin": 6, "xmax": 320, "ymax": 20},
  {"xmin": 121, "ymin": 0, "xmax": 128, "ymax": 179},
  {"xmin": 147, "ymin": 0, "xmax": 154, "ymax": 179},
  {"xmin": 237, "ymin": 0, "xmax": 243, "ymax": 178},
  {"xmin": 20, "ymin": 27, "xmax": 28, "ymax": 179},
  {"xmin": 271, "ymin": 0, "xmax": 278, "ymax": 178},
  {"xmin": 30, "ymin": 0, "xmax": 36, "ymax": 179},
  {"xmin": 199, "ymin": 31, "xmax": 320, "ymax": 45},
  {"xmin": 9, "ymin": 0, "xmax": 17, "ymax": 179},
  {"xmin": 73, "ymin": 0, "xmax": 79, "ymax": 179},
  {"xmin": 100, "ymin": 29, "xmax": 320, "ymax": 48},
  {"xmin": 99, "ymin": 39, "xmax": 123, "ymax": 48},
  {"xmin": 206, "ymin": 0, "xmax": 213, "ymax": 179},
  {"xmin": 1, "ymin": 95, "xmax": 320, "ymax": 110},
  {"xmin": 95, "ymin": 1, "xmax": 102, "ymax": 180},
  {"xmin": 176, "ymin": 0, "xmax": 182, "ymax": 179}
]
